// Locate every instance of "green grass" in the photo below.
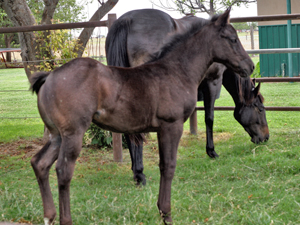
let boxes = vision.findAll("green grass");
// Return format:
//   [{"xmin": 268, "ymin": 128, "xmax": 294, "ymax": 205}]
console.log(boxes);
[
  {"xmin": 1, "ymin": 68, "xmax": 300, "ymax": 224},
  {"xmin": 0, "ymin": 68, "xmax": 44, "ymax": 142}
]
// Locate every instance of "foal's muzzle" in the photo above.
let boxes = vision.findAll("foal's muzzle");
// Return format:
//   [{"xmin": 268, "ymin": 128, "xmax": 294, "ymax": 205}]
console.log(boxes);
[{"xmin": 239, "ymin": 59, "xmax": 255, "ymax": 77}]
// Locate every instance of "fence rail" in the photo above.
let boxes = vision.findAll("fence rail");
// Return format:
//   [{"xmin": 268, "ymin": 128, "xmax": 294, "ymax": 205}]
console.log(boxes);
[
  {"xmin": 230, "ymin": 13, "xmax": 300, "ymax": 23},
  {"xmin": 196, "ymin": 106, "xmax": 300, "ymax": 112},
  {"xmin": 246, "ymin": 48, "xmax": 300, "ymax": 54}
]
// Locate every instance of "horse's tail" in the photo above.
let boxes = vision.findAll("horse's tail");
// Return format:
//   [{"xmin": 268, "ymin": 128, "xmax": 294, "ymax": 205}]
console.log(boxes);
[
  {"xmin": 105, "ymin": 17, "xmax": 131, "ymax": 67},
  {"xmin": 30, "ymin": 71, "xmax": 50, "ymax": 94}
]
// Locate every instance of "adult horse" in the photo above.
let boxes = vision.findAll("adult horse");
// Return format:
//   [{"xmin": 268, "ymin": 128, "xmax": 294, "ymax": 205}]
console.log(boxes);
[
  {"xmin": 105, "ymin": 8, "xmax": 269, "ymax": 185},
  {"xmin": 30, "ymin": 9, "xmax": 254, "ymax": 225}
]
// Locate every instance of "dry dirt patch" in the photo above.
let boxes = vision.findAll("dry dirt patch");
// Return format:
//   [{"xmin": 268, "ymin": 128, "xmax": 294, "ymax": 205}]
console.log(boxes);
[{"xmin": 0, "ymin": 139, "xmax": 43, "ymax": 159}]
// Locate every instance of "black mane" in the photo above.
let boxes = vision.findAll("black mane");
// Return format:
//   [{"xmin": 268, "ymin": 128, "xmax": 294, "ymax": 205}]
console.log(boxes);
[{"xmin": 147, "ymin": 15, "xmax": 220, "ymax": 63}]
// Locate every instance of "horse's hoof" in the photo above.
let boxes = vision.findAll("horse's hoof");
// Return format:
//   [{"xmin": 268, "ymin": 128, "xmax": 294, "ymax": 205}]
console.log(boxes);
[
  {"xmin": 206, "ymin": 148, "xmax": 219, "ymax": 158},
  {"xmin": 159, "ymin": 210, "xmax": 172, "ymax": 225},
  {"xmin": 134, "ymin": 173, "xmax": 146, "ymax": 186}
]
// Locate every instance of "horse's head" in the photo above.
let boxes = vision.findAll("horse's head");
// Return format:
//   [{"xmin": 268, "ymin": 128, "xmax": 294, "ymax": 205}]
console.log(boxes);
[
  {"xmin": 233, "ymin": 77, "xmax": 269, "ymax": 144},
  {"xmin": 210, "ymin": 8, "xmax": 254, "ymax": 77}
]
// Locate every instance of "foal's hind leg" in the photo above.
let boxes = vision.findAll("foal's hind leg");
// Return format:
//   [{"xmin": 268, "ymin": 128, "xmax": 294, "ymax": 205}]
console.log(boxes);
[
  {"xmin": 56, "ymin": 132, "xmax": 84, "ymax": 225},
  {"xmin": 31, "ymin": 134, "xmax": 61, "ymax": 225},
  {"xmin": 125, "ymin": 134, "xmax": 146, "ymax": 185}
]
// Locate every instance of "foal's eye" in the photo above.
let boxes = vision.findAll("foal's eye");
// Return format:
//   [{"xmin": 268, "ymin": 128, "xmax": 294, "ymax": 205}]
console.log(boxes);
[{"xmin": 230, "ymin": 38, "xmax": 237, "ymax": 43}]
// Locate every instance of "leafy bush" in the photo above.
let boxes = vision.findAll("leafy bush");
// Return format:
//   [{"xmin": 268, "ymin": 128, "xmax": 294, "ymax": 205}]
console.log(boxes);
[
  {"xmin": 83, "ymin": 124, "xmax": 113, "ymax": 148},
  {"xmin": 83, "ymin": 124, "xmax": 128, "ymax": 149},
  {"xmin": 251, "ymin": 61, "xmax": 261, "ymax": 78},
  {"xmin": 34, "ymin": 28, "xmax": 81, "ymax": 71}
]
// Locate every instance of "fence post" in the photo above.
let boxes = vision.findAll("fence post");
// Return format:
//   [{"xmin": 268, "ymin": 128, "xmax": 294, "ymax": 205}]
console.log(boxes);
[
  {"xmin": 107, "ymin": 13, "xmax": 123, "ymax": 162},
  {"xmin": 250, "ymin": 25, "xmax": 255, "ymax": 57},
  {"xmin": 189, "ymin": 109, "xmax": 197, "ymax": 135},
  {"xmin": 112, "ymin": 132, "xmax": 123, "ymax": 162},
  {"xmin": 286, "ymin": 0, "xmax": 293, "ymax": 78},
  {"xmin": 107, "ymin": 13, "xmax": 117, "ymax": 29}
]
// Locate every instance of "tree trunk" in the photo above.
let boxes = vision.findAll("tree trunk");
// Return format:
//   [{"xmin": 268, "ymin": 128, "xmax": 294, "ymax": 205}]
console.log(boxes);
[
  {"xmin": 209, "ymin": 0, "xmax": 215, "ymax": 16},
  {"xmin": 41, "ymin": 0, "xmax": 60, "ymax": 24},
  {"xmin": 1, "ymin": 0, "xmax": 37, "ymax": 79},
  {"xmin": 75, "ymin": 0, "xmax": 119, "ymax": 57},
  {"xmin": 0, "ymin": 0, "xmax": 60, "ymax": 79},
  {"xmin": 38, "ymin": 0, "xmax": 60, "ymax": 70},
  {"xmin": 4, "ymin": 34, "xmax": 14, "ymax": 62}
]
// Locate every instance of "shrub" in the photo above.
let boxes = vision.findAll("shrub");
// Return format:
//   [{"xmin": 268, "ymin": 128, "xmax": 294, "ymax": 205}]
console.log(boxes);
[
  {"xmin": 34, "ymin": 27, "xmax": 81, "ymax": 71},
  {"xmin": 83, "ymin": 124, "xmax": 128, "ymax": 149},
  {"xmin": 252, "ymin": 61, "xmax": 261, "ymax": 78}
]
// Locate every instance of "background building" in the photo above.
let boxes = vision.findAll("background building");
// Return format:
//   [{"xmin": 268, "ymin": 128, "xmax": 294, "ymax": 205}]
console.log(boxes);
[{"xmin": 257, "ymin": 0, "xmax": 300, "ymax": 77}]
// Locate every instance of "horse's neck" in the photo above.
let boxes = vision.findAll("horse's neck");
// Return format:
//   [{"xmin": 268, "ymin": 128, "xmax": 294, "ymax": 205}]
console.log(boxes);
[
  {"xmin": 222, "ymin": 70, "xmax": 243, "ymax": 106},
  {"xmin": 161, "ymin": 31, "xmax": 213, "ymax": 85}
]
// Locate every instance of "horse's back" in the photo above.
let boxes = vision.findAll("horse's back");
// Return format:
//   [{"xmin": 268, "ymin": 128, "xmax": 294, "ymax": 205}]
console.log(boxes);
[{"xmin": 107, "ymin": 9, "xmax": 177, "ymax": 66}]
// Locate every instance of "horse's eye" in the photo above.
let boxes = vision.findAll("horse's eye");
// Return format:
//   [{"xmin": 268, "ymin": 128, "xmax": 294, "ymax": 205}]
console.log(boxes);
[{"xmin": 230, "ymin": 38, "xmax": 237, "ymax": 43}]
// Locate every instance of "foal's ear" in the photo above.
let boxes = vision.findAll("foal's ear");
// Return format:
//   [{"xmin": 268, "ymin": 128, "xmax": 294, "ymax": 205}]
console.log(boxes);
[{"xmin": 215, "ymin": 7, "xmax": 231, "ymax": 27}]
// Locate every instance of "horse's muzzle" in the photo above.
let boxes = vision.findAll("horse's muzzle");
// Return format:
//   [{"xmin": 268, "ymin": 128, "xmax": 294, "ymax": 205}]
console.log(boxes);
[
  {"xmin": 251, "ymin": 134, "xmax": 269, "ymax": 144},
  {"xmin": 240, "ymin": 59, "xmax": 255, "ymax": 77}
]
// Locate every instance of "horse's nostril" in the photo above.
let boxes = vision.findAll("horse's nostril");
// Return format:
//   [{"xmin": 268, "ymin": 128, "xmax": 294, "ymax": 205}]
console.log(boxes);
[
  {"xmin": 251, "ymin": 65, "xmax": 255, "ymax": 73},
  {"xmin": 265, "ymin": 135, "xmax": 269, "ymax": 142}
]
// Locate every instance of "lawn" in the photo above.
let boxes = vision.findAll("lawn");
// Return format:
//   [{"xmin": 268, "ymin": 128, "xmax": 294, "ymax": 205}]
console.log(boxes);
[
  {"xmin": 0, "ymin": 68, "xmax": 44, "ymax": 142},
  {"xmin": 0, "ymin": 67, "xmax": 300, "ymax": 224}
]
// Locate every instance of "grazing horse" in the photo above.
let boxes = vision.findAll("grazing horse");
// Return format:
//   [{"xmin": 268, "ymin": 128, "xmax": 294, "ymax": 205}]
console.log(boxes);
[
  {"xmin": 105, "ymin": 8, "xmax": 269, "ymax": 185},
  {"xmin": 30, "ymin": 9, "xmax": 254, "ymax": 225}
]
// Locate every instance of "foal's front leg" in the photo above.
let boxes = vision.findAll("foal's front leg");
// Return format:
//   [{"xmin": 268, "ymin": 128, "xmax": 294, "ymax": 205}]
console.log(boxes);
[{"xmin": 157, "ymin": 122, "xmax": 183, "ymax": 225}]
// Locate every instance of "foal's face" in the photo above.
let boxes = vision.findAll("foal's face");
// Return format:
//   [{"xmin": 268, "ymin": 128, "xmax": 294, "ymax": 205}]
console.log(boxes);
[{"xmin": 211, "ymin": 10, "xmax": 255, "ymax": 77}]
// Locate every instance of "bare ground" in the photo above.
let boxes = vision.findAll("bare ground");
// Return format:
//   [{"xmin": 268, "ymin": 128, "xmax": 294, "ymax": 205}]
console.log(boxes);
[{"xmin": 0, "ymin": 138, "xmax": 43, "ymax": 159}]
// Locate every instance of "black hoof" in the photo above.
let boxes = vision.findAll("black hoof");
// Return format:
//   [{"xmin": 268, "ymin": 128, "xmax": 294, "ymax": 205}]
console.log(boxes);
[
  {"xmin": 134, "ymin": 173, "xmax": 146, "ymax": 186},
  {"xmin": 206, "ymin": 147, "xmax": 219, "ymax": 158},
  {"xmin": 159, "ymin": 210, "xmax": 172, "ymax": 225}
]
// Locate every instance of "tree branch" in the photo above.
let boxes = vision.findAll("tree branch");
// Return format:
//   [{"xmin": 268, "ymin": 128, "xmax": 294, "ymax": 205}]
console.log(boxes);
[
  {"xmin": 41, "ymin": 0, "xmax": 60, "ymax": 24},
  {"xmin": 75, "ymin": 0, "xmax": 119, "ymax": 57},
  {"xmin": 151, "ymin": 0, "xmax": 256, "ymax": 16}
]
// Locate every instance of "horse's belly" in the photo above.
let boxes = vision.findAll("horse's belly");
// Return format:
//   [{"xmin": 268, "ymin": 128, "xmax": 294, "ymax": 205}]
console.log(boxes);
[{"xmin": 92, "ymin": 108, "xmax": 159, "ymax": 133}]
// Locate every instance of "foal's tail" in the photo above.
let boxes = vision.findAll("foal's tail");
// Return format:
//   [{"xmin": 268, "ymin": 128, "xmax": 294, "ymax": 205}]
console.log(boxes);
[
  {"xmin": 30, "ymin": 71, "xmax": 50, "ymax": 94},
  {"xmin": 105, "ymin": 17, "xmax": 131, "ymax": 67}
]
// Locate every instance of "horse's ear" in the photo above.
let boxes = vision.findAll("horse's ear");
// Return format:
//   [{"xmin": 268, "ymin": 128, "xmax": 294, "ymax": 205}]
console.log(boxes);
[
  {"xmin": 253, "ymin": 82, "xmax": 261, "ymax": 97},
  {"xmin": 215, "ymin": 7, "xmax": 231, "ymax": 27}
]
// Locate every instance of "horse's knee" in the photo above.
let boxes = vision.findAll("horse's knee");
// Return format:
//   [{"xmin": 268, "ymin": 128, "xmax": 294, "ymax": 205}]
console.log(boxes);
[
  {"xmin": 55, "ymin": 162, "xmax": 74, "ymax": 187},
  {"xmin": 159, "ymin": 162, "xmax": 176, "ymax": 180},
  {"xmin": 205, "ymin": 115, "xmax": 214, "ymax": 126}
]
